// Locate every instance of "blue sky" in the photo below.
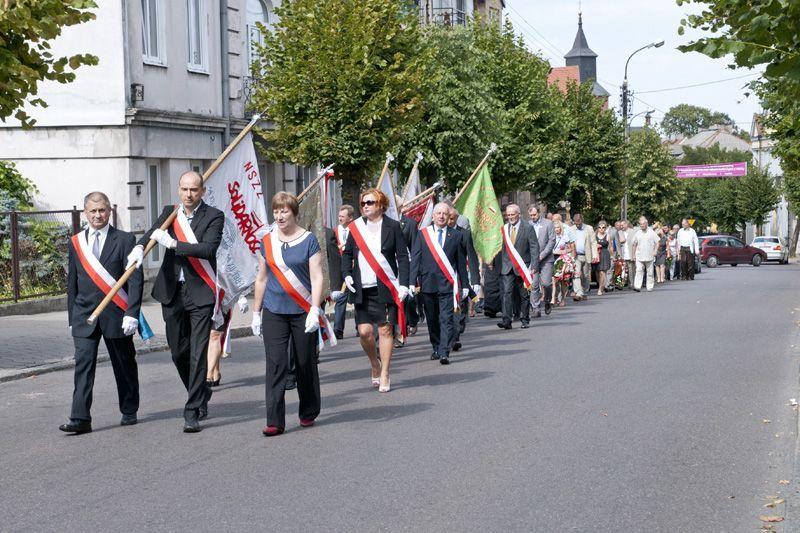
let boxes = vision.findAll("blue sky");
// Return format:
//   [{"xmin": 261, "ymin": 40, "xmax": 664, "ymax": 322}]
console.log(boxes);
[{"xmin": 505, "ymin": 0, "xmax": 765, "ymax": 132}]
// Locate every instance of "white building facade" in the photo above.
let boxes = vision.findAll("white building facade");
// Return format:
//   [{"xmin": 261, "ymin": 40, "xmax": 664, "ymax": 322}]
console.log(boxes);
[{"xmin": 0, "ymin": 0, "xmax": 317, "ymax": 276}]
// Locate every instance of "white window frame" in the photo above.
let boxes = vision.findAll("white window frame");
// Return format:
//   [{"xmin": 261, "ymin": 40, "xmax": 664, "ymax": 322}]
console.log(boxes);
[
  {"xmin": 186, "ymin": 0, "xmax": 209, "ymax": 74},
  {"xmin": 246, "ymin": 0, "xmax": 272, "ymax": 74},
  {"xmin": 141, "ymin": 0, "xmax": 167, "ymax": 66}
]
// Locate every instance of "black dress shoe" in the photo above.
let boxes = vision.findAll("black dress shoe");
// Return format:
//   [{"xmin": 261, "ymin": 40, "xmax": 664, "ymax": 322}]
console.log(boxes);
[
  {"xmin": 285, "ymin": 375, "xmax": 297, "ymax": 391},
  {"xmin": 497, "ymin": 321, "xmax": 512, "ymax": 330},
  {"xmin": 544, "ymin": 301, "xmax": 552, "ymax": 315},
  {"xmin": 334, "ymin": 330, "xmax": 344, "ymax": 340},
  {"xmin": 521, "ymin": 323, "xmax": 530, "ymax": 329},
  {"xmin": 59, "ymin": 420, "xmax": 91, "ymax": 434},
  {"xmin": 452, "ymin": 341, "xmax": 462, "ymax": 352},
  {"xmin": 440, "ymin": 355, "xmax": 450, "ymax": 365},
  {"xmin": 484, "ymin": 312, "xmax": 497, "ymax": 319},
  {"xmin": 199, "ymin": 388, "xmax": 213, "ymax": 420},
  {"xmin": 183, "ymin": 410, "xmax": 201, "ymax": 433},
  {"xmin": 209, "ymin": 374, "xmax": 221, "ymax": 387},
  {"xmin": 430, "ymin": 351, "xmax": 440, "ymax": 360},
  {"xmin": 120, "ymin": 414, "xmax": 137, "ymax": 426}
]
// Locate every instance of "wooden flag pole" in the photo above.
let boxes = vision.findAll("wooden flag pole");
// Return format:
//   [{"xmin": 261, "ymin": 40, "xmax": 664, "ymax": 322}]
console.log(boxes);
[
  {"xmin": 87, "ymin": 114, "xmax": 263, "ymax": 324},
  {"xmin": 399, "ymin": 151, "xmax": 424, "ymax": 207},
  {"xmin": 297, "ymin": 163, "xmax": 335, "ymax": 203},
  {"xmin": 454, "ymin": 143, "xmax": 498, "ymax": 203},
  {"xmin": 374, "ymin": 152, "xmax": 394, "ymax": 190},
  {"xmin": 400, "ymin": 181, "xmax": 443, "ymax": 213}
]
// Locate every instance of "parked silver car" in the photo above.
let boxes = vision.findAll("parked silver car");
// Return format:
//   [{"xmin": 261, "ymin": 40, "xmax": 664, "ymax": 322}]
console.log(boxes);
[{"xmin": 750, "ymin": 236, "xmax": 789, "ymax": 264}]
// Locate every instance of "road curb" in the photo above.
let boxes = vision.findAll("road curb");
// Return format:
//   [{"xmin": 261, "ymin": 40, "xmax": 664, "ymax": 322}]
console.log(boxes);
[{"xmin": 0, "ymin": 309, "xmax": 352, "ymax": 384}]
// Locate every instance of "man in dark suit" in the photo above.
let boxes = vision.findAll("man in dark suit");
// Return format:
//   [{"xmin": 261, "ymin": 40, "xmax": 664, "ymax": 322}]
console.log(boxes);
[
  {"xmin": 498, "ymin": 203, "xmax": 539, "ymax": 330},
  {"xmin": 60, "ymin": 192, "xmax": 143, "ymax": 434},
  {"xmin": 397, "ymin": 199, "xmax": 419, "ymax": 342},
  {"xmin": 528, "ymin": 205, "xmax": 556, "ymax": 318},
  {"xmin": 447, "ymin": 206, "xmax": 480, "ymax": 351},
  {"xmin": 410, "ymin": 203, "xmax": 468, "ymax": 364},
  {"xmin": 126, "ymin": 171, "xmax": 224, "ymax": 433},
  {"xmin": 331, "ymin": 205, "xmax": 354, "ymax": 339}
]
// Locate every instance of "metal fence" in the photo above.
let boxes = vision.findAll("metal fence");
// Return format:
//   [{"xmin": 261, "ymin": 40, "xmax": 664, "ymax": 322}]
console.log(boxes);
[{"xmin": 0, "ymin": 206, "xmax": 117, "ymax": 303}]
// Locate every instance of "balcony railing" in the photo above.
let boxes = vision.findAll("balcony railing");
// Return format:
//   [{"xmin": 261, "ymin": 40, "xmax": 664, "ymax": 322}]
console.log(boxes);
[{"xmin": 429, "ymin": 7, "xmax": 467, "ymax": 26}]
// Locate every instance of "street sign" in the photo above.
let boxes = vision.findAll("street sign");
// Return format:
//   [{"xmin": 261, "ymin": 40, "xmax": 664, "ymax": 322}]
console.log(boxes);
[
  {"xmin": 674, "ymin": 162, "xmax": 747, "ymax": 179},
  {"xmin": 688, "ymin": 218, "xmax": 695, "ymax": 226}
]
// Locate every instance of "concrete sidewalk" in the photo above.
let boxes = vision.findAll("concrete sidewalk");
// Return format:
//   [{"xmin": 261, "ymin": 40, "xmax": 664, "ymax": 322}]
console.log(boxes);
[{"xmin": 0, "ymin": 298, "xmax": 352, "ymax": 382}]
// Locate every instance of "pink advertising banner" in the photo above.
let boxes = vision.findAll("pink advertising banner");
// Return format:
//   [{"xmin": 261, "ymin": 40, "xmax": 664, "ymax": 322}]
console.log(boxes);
[{"xmin": 674, "ymin": 162, "xmax": 748, "ymax": 179}]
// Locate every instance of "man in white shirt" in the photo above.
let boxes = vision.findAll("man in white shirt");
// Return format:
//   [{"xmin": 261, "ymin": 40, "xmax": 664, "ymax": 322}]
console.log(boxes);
[
  {"xmin": 332, "ymin": 205, "xmax": 354, "ymax": 338},
  {"xmin": 631, "ymin": 216, "xmax": 659, "ymax": 292},
  {"xmin": 676, "ymin": 218, "xmax": 700, "ymax": 280}
]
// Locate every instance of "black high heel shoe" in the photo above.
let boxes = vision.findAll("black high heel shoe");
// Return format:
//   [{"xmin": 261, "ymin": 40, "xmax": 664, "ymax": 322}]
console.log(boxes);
[{"xmin": 207, "ymin": 375, "xmax": 221, "ymax": 387}]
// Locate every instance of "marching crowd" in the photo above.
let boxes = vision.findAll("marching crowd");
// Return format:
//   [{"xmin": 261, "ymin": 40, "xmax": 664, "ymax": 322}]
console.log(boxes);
[{"xmin": 59, "ymin": 173, "xmax": 701, "ymax": 437}]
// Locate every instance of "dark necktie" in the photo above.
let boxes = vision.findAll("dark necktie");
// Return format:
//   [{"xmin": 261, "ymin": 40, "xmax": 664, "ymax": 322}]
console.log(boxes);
[{"xmin": 437, "ymin": 228, "xmax": 443, "ymax": 246}]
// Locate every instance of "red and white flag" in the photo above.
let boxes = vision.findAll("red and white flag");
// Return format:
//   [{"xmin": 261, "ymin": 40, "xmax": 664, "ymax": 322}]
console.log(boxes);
[{"xmin": 202, "ymin": 126, "xmax": 269, "ymax": 321}]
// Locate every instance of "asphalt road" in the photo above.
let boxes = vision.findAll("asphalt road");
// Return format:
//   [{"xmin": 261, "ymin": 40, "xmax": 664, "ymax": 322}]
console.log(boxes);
[{"xmin": 1, "ymin": 263, "xmax": 799, "ymax": 532}]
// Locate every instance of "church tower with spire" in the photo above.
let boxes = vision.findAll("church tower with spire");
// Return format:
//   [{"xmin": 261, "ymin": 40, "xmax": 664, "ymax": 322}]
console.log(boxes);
[{"xmin": 563, "ymin": 12, "xmax": 609, "ymax": 99}]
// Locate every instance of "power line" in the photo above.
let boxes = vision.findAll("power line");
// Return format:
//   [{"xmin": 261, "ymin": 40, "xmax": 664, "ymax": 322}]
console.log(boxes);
[
  {"xmin": 506, "ymin": 3, "xmax": 565, "ymax": 58},
  {"xmin": 504, "ymin": 11, "xmax": 561, "ymax": 61},
  {"xmin": 636, "ymin": 73, "xmax": 760, "ymax": 94}
]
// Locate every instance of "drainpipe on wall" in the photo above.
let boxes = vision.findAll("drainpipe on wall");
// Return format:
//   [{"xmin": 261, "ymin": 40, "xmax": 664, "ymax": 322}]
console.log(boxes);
[{"xmin": 220, "ymin": 0, "xmax": 231, "ymax": 147}]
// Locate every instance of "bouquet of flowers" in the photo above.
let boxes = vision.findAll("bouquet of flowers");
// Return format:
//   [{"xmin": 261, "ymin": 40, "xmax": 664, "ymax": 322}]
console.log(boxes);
[
  {"xmin": 553, "ymin": 253, "xmax": 575, "ymax": 282},
  {"xmin": 613, "ymin": 258, "xmax": 627, "ymax": 289}
]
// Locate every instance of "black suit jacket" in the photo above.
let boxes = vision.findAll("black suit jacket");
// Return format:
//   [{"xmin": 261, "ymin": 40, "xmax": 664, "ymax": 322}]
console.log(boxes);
[
  {"xmin": 67, "ymin": 226, "xmax": 144, "ymax": 339},
  {"xmin": 399, "ymin": 215, "xmax": 417, "ymax": 255},
  {"xmin": 341, "ymin": 216, "xmax": 409, "ymax": 305},
  {"xmin": 453, "ymin": 226, "xmax": 480, "ymax": 284},
  {"xmin": 500, "ymin": 221, "xmax": 540, "ymax": 276},
  {"xmin": 326, "ymin": 227, "xmax": 343, "ymax": 289},
  {"xmin": 139, "ymin": 202, "xmax": 224, "ymax": 307},
  {"xmin": 410, "ymin": 226, "xmax": 468, "ymax": 295}
]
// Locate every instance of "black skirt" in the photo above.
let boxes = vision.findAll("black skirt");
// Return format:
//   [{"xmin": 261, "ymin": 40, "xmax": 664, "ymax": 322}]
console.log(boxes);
[{"xmin": 355, "ymin": 286, "xmax": 398, "ymax": 325}]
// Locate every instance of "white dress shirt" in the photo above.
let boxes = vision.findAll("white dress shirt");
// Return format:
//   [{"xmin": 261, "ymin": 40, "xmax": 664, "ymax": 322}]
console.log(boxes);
[
  {"xmin": 87, "ymin": 224, "xmax": 110, "ymax": 257},
  {"xmin": 337, "ymin": 225, "xmax": 349, "ymax": 249},
  {"xmin": 632, "ymin": 228, "xmax": 659, "ymax": 262},
  {"xmin": 357, "ymin": 218, "xmax": 382, "ymax": 288},
  {"xmin": 676, "ymin": 227, "xmax": 700, "ymax": 254},
  {"xmin": 433, "ymin": 224, "xmax": 447, "ymax": 247},
  {"xmin": 178, "ymin": 207, "xmax": 196, "ymax": 282}
]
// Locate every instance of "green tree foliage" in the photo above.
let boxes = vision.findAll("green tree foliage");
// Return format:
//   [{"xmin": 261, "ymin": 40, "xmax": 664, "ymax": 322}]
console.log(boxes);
[
  {"xmin": 0, "ymin": 0, "xmax": 98, "ymax": 128},
  {"xmin": 250, "ymin": 0, "xmax": 429, "ymax": 200},
  {"xmin": 538, "ymin": 82, "xmax": 624, "ymax": 220},
  {"xmin": 661, "ymin": 103, "xmax": 734, "ymax": 138},
  {"xmin": 470, "ymin": 19, "xmax": 559, "ymax": 195},
  {"xmin": 736, "ymin": 166, "xmax": 779, "ymax": 227},
  {"xmin": 0, "ymin": 160, "xmax": 37, "ymax": 209},
  {"xmin": 392, "ymin": 24, "xmax": 500, "ymax": 190},
  {"xmin": 625, "ymin": 128, "xmax": 684, "ymax": 223}
]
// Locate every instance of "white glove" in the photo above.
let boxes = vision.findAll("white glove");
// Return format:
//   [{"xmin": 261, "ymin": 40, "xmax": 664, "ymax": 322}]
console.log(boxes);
[
  {"xmin": 304, "ymin": 306, "xmax": 321, "ymax": 333},
  {"xmin": 237, "ymin": 295, "xmax": 249, "ymax": 313},
  {"xmin": 405, "ymin": 286, "xmax": 415, "ymax": 300},
  {"xmin": 330, "ymin": 290, "xmax": 343, "ymax": 301},
  {"xmin": 151, "ymin": 228, "xmax": 177, "ymax": 249},
  {"xmin": 461, "ymin": 288, "xmax": 469, "ymax": 299},
  {"xmin": 125, "ymin": 245, "xmax": 144, "ymax": 269},
  {"xmin": 251, "ymin": 311, "xmax": 262, "ymax": 337},
  {"xmin": 397, "ymin": 286, "xmax": 409, "ymax": 301},
  {"xmin": 344, "ymin": 276, "xmax": 356, "ymax": 293},
  {"xmin": 472, "ymin": 284, "xmax": 481, "ymax": 294},
  {"xmin": 122, "ymin": 316, "xmax": 138, "ymax": 336}
]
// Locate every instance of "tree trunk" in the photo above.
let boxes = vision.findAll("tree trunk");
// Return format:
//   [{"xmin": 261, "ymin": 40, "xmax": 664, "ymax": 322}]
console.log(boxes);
[{"xmin": 791, "ymin": 217, "xmax": 800, "ymax": 257}]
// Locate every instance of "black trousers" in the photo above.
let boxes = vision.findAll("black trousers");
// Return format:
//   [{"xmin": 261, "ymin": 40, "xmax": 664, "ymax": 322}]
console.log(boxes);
[
  {"xmin": 405, "ymin": 297, "xmax": 419, "ymax": 328},
  {"xmin": 162, "ymin": 283, "xmax": 213, "ymax": 414},
  {"xmin": 502, "ymin": 273, "xmax": 530, "ymax": 325},
  {"xmin": 70, "ymin": 327, "xmax": 138, "ymax": 422},
  {"xmin": 262, "ymin": 309, "xmax": 321, "ymax": 428},
  {"xmin": 680, "ymin": 247, "xmax": 695, "ymax": 280},
  {"xmin": 453, "ymin": 296, "xmax": 468, "ymax": 343},
  {"xmin": 482, "ymin": 264, "xmax": 502, "ymax": 314},
  {"xmin": 422, "ymin": 292, "xmax": 455, "ymax": 357}
]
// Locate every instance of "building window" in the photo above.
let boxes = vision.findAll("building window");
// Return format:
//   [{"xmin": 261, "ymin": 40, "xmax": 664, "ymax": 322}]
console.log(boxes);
[
  {"xmin": 246, "ymin": 0, "xmax": 272, "ymax": 74},
  {"xmin": 186, "ymin": 0, "xmax": 209, "ymax": 73},
  {"xmin": 147, "ymin": 163, "xmax": 162, "ymax": 263},
  {"xmin": 141, "ymin": 0, "xmax": 166, "ymax": 65}
]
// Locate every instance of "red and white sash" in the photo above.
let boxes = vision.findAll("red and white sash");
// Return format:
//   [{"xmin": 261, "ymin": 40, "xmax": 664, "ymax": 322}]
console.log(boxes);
[
  {"xmin": 420, "ymin": 226, "xmax": 459, "ymax": 311},
  {"xmin": 503, "ymin": 224, "xmax": 533, "ymax": 289},
  {"xmin": 171, "ymin": 208, "xmax": 224, "ymax": 322},
  {"xmin": 262, "ymin": 232, "xmax": 337, "ymax": 350},
  {"xmin": 71, "ymin": 231, "xmax": 129, "ymax": 311},
  {"xmin": 335, "ymin": 226, "xmax": 347, "ymax": 256},
  {"xmin": 348, "ymin": 217, "xmax": 406, "ymax": 337}
]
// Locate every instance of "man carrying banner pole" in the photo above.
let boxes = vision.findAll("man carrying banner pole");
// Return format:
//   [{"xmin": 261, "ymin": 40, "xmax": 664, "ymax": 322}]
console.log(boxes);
[
  {"xmin": 127, "ymin": 171, "xmax": 224, "ymax": 433},
  {"xmin": 59, "ymin": 192, "xmax": 144, "ymax": 434}
]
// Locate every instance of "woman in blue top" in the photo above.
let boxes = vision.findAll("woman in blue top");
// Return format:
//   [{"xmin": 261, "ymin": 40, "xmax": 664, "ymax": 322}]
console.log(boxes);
[{"xmin": 251, "ymin": 192, "xmax": 324, "ymax": 437}]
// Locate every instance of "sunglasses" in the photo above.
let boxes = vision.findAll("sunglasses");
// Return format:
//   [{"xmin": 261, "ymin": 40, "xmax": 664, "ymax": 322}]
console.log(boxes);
[{"xmin": 360, "ymin": 200, "xmax": 377, "ymax": 207}]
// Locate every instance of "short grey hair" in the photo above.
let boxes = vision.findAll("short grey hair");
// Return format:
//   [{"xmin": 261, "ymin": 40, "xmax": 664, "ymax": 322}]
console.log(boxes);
[{"xmin": 83, "ymin": 191, "xmax": 111, "ymax": 208}]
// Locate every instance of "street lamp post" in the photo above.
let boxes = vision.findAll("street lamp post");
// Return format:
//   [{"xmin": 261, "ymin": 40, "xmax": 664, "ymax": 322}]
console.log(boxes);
[{"xmin": 621, "ymin": 40, "xmax": 664, "ymax": 221}]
